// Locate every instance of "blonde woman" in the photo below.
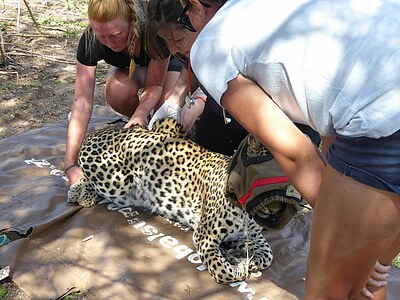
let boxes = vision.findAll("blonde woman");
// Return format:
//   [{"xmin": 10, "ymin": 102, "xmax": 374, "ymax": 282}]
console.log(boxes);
[{"xmin": 64, "ymin": 0, "xmax": 181, "ymax": 186}]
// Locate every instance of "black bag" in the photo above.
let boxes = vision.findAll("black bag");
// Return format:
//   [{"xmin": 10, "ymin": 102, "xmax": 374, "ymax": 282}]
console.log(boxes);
[{"xmin": 226, "ymin": 135, "xmax": 306, "ymax": 230}]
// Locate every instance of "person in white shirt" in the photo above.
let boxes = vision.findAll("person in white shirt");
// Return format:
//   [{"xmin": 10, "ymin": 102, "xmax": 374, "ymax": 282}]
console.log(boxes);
[{"xmin": 181, "ymin": 0, "xmax": 400, "ymax": 299}]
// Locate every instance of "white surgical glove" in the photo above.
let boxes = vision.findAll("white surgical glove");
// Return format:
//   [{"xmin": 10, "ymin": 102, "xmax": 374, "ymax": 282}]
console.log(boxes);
[{"xmin": 148, "ymin": 100, "xmax": 182, "ymax": 130}]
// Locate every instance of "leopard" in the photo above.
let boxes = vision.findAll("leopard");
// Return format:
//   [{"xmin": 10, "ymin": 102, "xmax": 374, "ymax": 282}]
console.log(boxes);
[{"xmin": 67, "ymin": 118, "xmax": 273, "ymax": 284}]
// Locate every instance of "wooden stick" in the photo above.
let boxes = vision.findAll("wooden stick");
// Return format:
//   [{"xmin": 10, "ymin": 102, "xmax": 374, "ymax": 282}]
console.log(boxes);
[
  {"xmin": 17, "ymin": 0, "xmax": 21, "ymax": 32},
  {"xmin": 0, "ymin": 30, "xmax": 6, "ymax": 66},
  {"xmin": 22, "ymin": 0, "xmax": 42, "ymax": 35},
  {"xmin": 6, "ymin": 33, "xmax": 46, "ymax": 38},
  {"xmin": 0, "ymin": 17, "xmax": 16, "ymax": 22},
  {"xmin": 37, "ymin": 25, "xmax": 75, "ymax": 33},
  {"xmin": 6, "ymin": 51, "xmax": 74, "ymax": 64},
  {"xmin": 0, "ymin": 71, "xmax": 19, "ymax": 81}
]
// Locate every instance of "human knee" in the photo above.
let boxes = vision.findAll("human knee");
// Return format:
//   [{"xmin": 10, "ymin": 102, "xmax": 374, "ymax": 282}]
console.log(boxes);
[
  {"xmin": 105, "ymin": 76, "xmax": 139, "ymax": 113},
  {"xmin": 106, "ymin": 72, "xmax": 137, "ymax": 99}
]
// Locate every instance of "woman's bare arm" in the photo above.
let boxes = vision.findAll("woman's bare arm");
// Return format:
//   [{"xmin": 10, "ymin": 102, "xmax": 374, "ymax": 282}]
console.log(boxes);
[{"xmin": 222, "ymin": 74, "xmax": 325, "ymax": 207}]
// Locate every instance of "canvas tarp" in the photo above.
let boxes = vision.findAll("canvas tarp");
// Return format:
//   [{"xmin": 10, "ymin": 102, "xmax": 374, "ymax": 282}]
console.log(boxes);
[{"xmin": 1, "ymin": 107, "xmax": 399, "ymax": 300}]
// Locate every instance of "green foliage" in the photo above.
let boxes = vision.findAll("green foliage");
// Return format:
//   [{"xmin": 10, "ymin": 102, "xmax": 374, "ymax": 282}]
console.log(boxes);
[
  {"xmin": 1, "ymin": 21, "xmax": 11, "ymax": 34},
  {"xmin": 0, "ymin": 82, "xmax": 17, "ymax": 91},
  {"xmin": 38, "ymin": 16, "xmax": 87, "ymax": 37},
  {"xmin": 0, "ymin": 288, "xmax": 9, "ymax": 300},
  {"xmin": 184, "ymin": 284, "xmax": 192, "ymax": 295},
  {"xmin": 64, "ymin": 0, "xmax": 77, "ymax": 10},
  {"xmin": 393, "ymin": 254, "xmax": 400, "ymax": 269},
  {"xmin": 64, "ymin": 291, "xmax": 82, "ymax": 300},
  {"xmin": 95, "ymin": 71, "xmax": 107, "ymax": 81},
  {"xmin": 66, "ymin": 76, "xmax": 76, "ymax": 84},
  {"xmin": 39, "ymin": 16, "xmax": 68, "ymax": 27},
  {"xmin": 63, "ymin": 0, "xmax": 87, "ymax": 14}
]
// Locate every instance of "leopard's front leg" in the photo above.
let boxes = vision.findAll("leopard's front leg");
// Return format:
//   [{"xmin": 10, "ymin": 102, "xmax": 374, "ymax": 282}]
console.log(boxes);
[
  {"xmin": 193, "ymin": 225, "xmax": 252, "ymax": 284},
  {"xmin": 67, "ymin": 177, "xmax": 97, "ymax": 207}
]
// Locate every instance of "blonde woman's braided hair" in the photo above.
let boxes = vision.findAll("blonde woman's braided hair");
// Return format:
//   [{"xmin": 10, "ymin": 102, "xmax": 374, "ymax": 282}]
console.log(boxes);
[{"xmin": 87, "ymin": 0, "xmax": 145, "ymax": 80}]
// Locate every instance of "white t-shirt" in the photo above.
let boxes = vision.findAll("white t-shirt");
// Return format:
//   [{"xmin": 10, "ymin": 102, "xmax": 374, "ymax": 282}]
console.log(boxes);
[{"xmin": 191, "ymin": 0, "xmax": 400, "ymax": 138}]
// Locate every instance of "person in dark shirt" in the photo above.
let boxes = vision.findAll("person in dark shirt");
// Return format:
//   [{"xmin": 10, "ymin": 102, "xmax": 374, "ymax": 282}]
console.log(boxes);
[
  {"xmin": 145, "ymin": 0, "xmax": 319, "ymax": 155},
  {"xmin": 64, "ymin": 0, "xmax": 182, "ymax": 186}
]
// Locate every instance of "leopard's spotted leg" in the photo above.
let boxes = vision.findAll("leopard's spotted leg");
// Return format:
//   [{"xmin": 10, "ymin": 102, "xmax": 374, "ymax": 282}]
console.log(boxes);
[
  {"xmin": 193, "ymin": 224, "xmax": 269, "ymax": 284},
  {"xmin": 67, "ymin": 177, "xmax": 97, "ymax": 207},
  {"xmin": 193, "ymin": 214, "xmax": 273, "ymax": 284},
  {"xmin": 224, "ymin": 229, "xmax": 273, "ymax": 272},
  {"xmin": 194, "ymin": 231, "xmax": 244, "ymax": 283}
]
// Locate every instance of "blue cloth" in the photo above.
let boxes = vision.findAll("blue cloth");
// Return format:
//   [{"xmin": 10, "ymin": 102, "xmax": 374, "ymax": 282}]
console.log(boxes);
[
  {"xmin": 0, "ymin": 234, "xmax": 11, "ymax": 247},
  {"xmin": 327, "ymin": 129, "xmax": 400, "ymax": 193}
]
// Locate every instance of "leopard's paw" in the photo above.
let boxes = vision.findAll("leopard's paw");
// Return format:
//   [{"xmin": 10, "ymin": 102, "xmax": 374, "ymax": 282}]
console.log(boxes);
[
  {"xmin": 67, "ymin": 178, "xmax": 97, "ymax": 207},
  {"xmin": 67, "ymin": 178, "xmax": 86, "ymax": 203}
]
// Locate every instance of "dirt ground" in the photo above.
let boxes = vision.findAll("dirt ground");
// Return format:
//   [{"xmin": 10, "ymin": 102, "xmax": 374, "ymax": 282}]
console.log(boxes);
[
  {"xmin": 0, "ymin": 0, "xmax": 108, "ymax": 140},
  {"xmin": 0, "ymin": 0, "xmax": 102, "ymax": 298}
]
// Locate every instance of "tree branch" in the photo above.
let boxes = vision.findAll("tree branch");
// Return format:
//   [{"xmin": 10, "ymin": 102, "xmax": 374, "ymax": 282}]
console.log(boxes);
[
  {"xmin": 6, "ymin": 50, "xmax": 74, "ymax": 64},
  {"xmin": 0, "ymin": 30, "xmax": 6, "ymax": 66}
]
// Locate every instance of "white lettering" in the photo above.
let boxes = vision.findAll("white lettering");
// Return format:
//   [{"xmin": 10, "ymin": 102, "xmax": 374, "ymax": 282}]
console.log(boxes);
[
  {"xmin": 133, "ymin": 221, "xmax": 146, "ymax": 229},
  {"xmin": 196, "ymin": 264, "xmax": 207, "ymax": 271},
  {"xmin": 127, "ymin": 218, "xmax": 140, "ymax": 225},
  {"xmin": 25, "ymin": 158, "xmax": 50, "ymax": 168},
  {"xmin": 187, "ymin": 253, "xmax": 202, "ymax": 264},
  {"xmin": 159, "ymin": 236, "xmax": 179, "ymax": 248},
  {"xmin": 147, "ymin": 232, "xmax": 165, "ymax": 241},
  {"xmin": 187, "ymin": 253, "xmax": 207, "ymax": 271},
  {"xmin": 173, "ymin": 245, "xmax": 193, "ymax": 260},
  {"xmin": 118, "ymin": 207, "xmax": 139, "ymax": 218},
  {"xmin": 229, "ymin": 281, "xmax": 255, "ymax": 296},
  {"xmin": 141, "ymin": 225, "xmax": 158, "ymax": 236},
  {"xmin": 173, "ymin": 222, "xmax": 190, "ymax": 232},
  {"xmin": 25, "ymin": 158, "xmax": 67, "ymax": 181}
]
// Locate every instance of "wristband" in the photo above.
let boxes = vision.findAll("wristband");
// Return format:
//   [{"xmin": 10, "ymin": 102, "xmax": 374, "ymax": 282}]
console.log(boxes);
[
  {"xmin": 185, "ymin": 95, "xmax": 207, "ymax": 109},
  {"xmin": 64, "ymin": 164, "xmax": 78, "ymax": 174},
  {"xmin": 193, "ymin": 96, "xmax": 207, "ymax": 103}
]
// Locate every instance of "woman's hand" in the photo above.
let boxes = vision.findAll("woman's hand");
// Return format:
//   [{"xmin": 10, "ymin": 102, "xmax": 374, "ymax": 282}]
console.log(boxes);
[
  {"xmin": 125, "ymin": 58, "xmax": 170, "ymax": 129},
  {"xmin": 148, "ymin": 99, "xmax": 182, "ymax": 130},
  {"xmin": 361, "ymin": 261, "xmax": 390, "ymax": 299},
  {"xmin": 124, "ymin": 112, "xmax": 148, "ymax": 128},
  {"xmin": 66, "ymin": 165, "xmax": 85, "ymax": 186}
]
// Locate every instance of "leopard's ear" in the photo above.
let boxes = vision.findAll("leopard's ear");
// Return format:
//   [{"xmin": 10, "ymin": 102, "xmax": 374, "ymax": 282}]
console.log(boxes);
[{"xmin": 150, "ymin": 117, "xmax": 187, "ymax": 138}]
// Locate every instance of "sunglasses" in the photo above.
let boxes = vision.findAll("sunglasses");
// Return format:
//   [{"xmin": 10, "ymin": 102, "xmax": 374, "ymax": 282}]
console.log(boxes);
[{"xmin": 177, "ymin": 1, "xmax": 212, "ymax": 32}]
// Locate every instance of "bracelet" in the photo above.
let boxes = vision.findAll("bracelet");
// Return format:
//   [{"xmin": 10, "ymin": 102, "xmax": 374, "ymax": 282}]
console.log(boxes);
[
  {"xmin": 64, "ymin": 164, "xmax": 78, "ymax": 174},
  {"xmin": 193, "ymin": 96, "xmax": 207, "ymax": 103}
]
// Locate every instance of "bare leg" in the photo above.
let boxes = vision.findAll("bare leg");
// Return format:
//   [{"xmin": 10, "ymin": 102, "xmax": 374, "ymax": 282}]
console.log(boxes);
[
  {"xmin": 105, "ymin": 66, "xmax": 146, "ymax": 117},
  {"xmin": 305, "ymin": 165, "xmax": 400, "ymax": 300},
  {"xmin": 355, "ymin": 233, "xmax": 400, "ymax": 300}
]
